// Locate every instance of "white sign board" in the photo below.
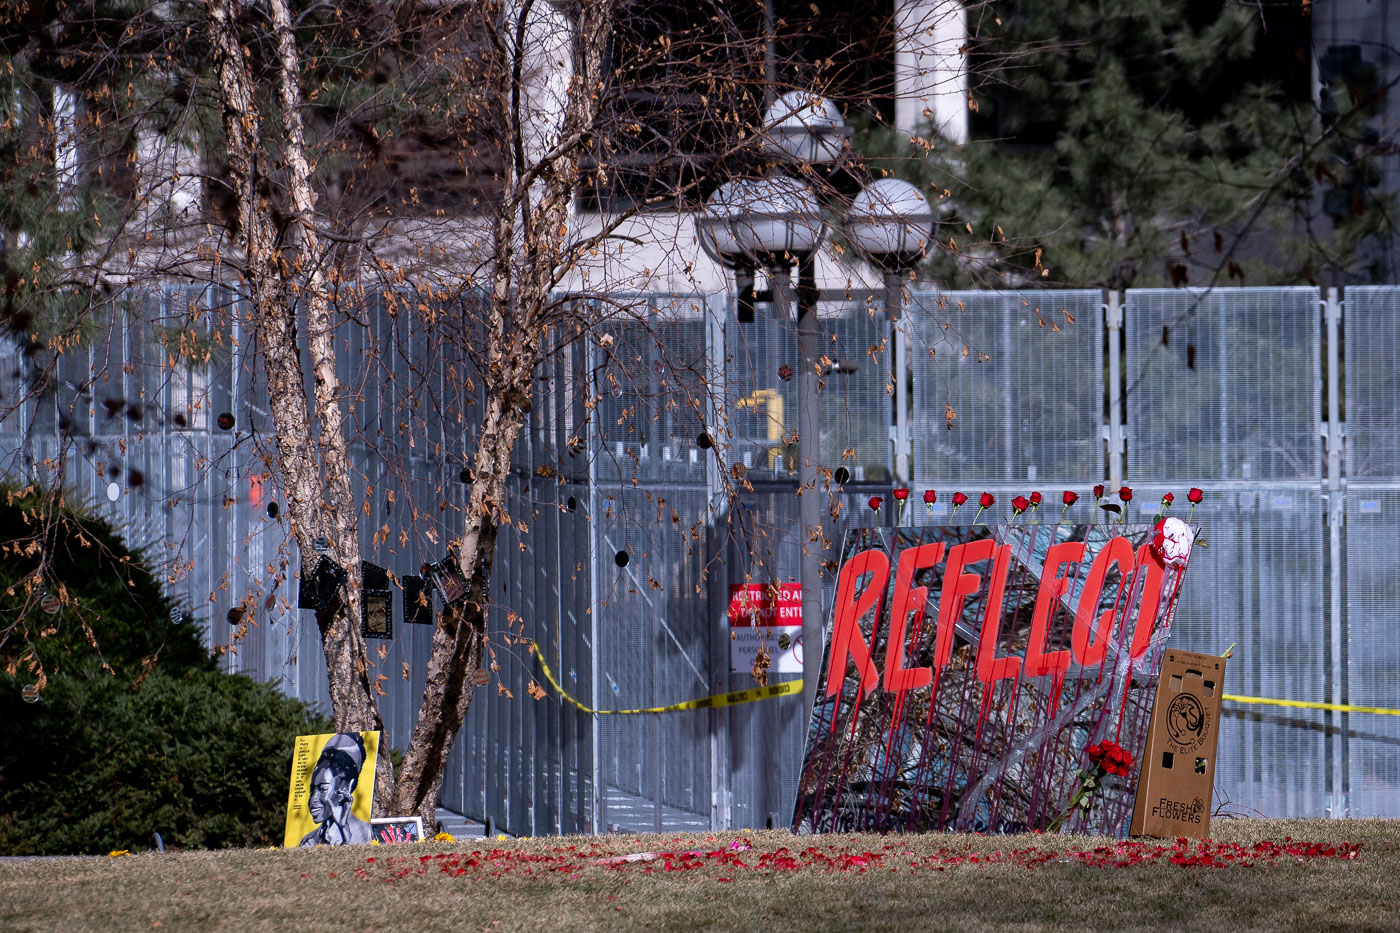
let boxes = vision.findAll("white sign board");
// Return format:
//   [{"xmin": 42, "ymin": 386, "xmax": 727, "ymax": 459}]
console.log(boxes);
[{"xmin": 728, "ymin": 583, "xmax": 803, "ymax": 675}]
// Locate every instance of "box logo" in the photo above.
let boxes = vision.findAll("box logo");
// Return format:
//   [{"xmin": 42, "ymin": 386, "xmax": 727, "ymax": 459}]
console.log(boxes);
[{"xmin": 1165, "ymin": 694, "xmax": 1208, "ymax": 750}]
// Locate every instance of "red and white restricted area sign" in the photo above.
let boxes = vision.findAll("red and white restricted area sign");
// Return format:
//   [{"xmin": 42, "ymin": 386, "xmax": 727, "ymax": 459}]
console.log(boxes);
[{"xmin": 727, "ymin": 583, "xmax": 803, "ymax": 674}]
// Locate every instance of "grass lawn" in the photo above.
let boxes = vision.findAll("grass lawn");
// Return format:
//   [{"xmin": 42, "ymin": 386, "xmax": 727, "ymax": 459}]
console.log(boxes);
[{"xmin": 0, "ymin": 819, "xmax": 1391, "ymax": 932}]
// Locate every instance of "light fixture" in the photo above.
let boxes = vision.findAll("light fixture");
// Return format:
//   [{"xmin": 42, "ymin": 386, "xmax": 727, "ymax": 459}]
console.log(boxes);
[
  {"xmin": 727, "ymin": 175, "xmax": 825, "ymax": 267},
  {"xmin": 843, "ymin": 178, "xmax": 936, "ymax": 317},
  {"xmin": 762, "ymin": 91, "xmax": 849, "ymax": 165}
]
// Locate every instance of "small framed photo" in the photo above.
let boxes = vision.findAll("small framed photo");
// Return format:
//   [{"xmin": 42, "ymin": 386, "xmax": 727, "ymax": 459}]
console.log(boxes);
[{"xmin": 370, "ymin": 816, "xmax": 425, "ymax": 845}]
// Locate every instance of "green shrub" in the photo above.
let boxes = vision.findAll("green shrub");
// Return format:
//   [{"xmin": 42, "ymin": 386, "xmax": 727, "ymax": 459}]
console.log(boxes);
[
  {"xmin": 0, "ymin": 669, "xmax": 331, "ymax": 855},
  {"xmin": 0, "ymin": 485, "xmax": 331, "ymax": 855},
  {"xmin": 0, "ymin": 488, "xmax": 211, "ymax": 681}
]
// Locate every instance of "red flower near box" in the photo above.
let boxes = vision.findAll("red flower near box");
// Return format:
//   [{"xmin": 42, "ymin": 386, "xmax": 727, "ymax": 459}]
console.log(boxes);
[
  {"xmin": 1093, "ymin": 483, "xmax": 1105, "ymax": 499},
  {"xmin": 892, "ymin": 487, "xmax": 909, "ymax": 501},
  {"xmin": 1011, "ymin": 495, "xmax": 1031, "ymax": 517},
  {"xmin": 1088, "ymin": 740, "xmax": 1134, "ymax": 776},
  {"xmin": 1029, "ymin": 491, "xmax": 1042, "ymax": 507},
  {"xmin": 1118, "ymin": 485, "xmax": 1133, "ymax": 503},
  {"xmin": 868, "ymin": 496, "xmax": 882, "ymax": 512},
  {"xmin": 1049, "ymin": 740, "xmax": 1136, "ymax": 832}
]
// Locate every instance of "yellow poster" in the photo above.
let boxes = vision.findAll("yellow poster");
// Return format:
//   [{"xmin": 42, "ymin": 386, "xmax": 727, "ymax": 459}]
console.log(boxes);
[{"xmin": 283, "ymin": 731, "xmax": 380, "ymax": 848}]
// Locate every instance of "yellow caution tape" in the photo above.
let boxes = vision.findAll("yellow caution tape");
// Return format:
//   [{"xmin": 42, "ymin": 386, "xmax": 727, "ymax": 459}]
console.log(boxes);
[
  {"xmin": 1223, "ymin": 694, "xmax": 1400, "ymax": 717},
  {"xmin": 533, "ymin": 644, "xmax": 1399, "ymax": 719},
  {"xmin": 529, "ymin": 642, "xmax": 802, "ymax": 714}
]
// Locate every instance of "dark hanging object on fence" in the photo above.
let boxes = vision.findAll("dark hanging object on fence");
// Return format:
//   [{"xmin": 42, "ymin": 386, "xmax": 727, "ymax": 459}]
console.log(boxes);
[
  {"xmin": 615, "ymin": 550, "xmax": 630, "ymax": 568},
  {"xmin": 833, "ymin": 467, "xmax": 850, "ymax": 485},
  {"xmin": 362, "ymin": 560, "xmax": 393, "ymax": 640},
  {"xmin": 422, "ymin": 550, "xmax": 469, "ymax": 607},
  {"xmin": 402, "ymin": 574, "xmax": 433, "ymax": 626},
  {"xmin": 217, "ymin": 412, "xmax": 236, "ymax": 431},
  {"xmin": 298, "ymin": 555, "xmax": 348, "ymax": 610}
]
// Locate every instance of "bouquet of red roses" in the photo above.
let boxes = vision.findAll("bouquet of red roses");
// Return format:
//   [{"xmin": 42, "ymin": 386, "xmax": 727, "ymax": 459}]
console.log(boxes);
[{"xmin": 1048, "ymin": 740, "xmax": 1135, "ymax": 832}]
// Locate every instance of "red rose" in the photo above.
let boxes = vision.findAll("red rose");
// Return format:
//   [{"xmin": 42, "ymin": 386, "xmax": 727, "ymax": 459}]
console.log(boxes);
[
  {"xmin": 1093, "ymin": 483, "xmax": 1105, "ymax": 498},
  {"xmin": 1118, "ymin": 486, "xmax": 1133, "ymax": 503},
  {"xmin": 893, "ymin": 487, "xmax": 910, "ymax": 501},
  {"xmin": 1087, "ymin": 743, "xmax": 1102, "ymax": 762},
  {"xmin": 979, "ymin": 492, "xmax": 995, "ymax": 508},
  {"xmin": 868, "ymin": 496, "xmax": 882, "ymax": 511},
  {"xmin": 923, "ymin": 490, "xmax": 937, "ymax": 505},
  {"xmin": 1188, "ymin": 487, "xmax": 1204, "ymax": 504},
  {"xmin": 1012, "ymin": 495, "xmax": 1030, "ymax": 513},
  {"xmin": 1063, "ymin": 490, "xmax": 1079, "ymax": 506},
  {"xmin": 1161, "ymin": 492, "xmax": 1174, "ymax": 506},
  {"xmin": 1029, "ymin": 491, "xmax": 1042, "ymax": 507},
  {"xmin": 952, "ymin": 492, "xmax": 968, "ymax": 506}
]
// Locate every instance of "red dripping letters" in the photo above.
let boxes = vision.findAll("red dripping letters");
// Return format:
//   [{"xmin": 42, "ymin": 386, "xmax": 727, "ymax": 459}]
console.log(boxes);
[{"xmin": 825, "ymin": 535, "xmax": 1170, "ymax": 698}]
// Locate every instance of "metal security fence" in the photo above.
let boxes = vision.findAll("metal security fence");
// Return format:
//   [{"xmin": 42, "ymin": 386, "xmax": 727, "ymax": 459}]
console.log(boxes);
[
  {"xmin": 2, "ymin": 283, "xmax": 1398, "ymax": 832},
  {"xmin": 1122, "ymin": 287, "xmax": 1335, "ymax": 817},
  {"xmin": 909, "ymin": 289, "xmax": 1105, "ymax": 484},
  {"xmin": 1126, "ymin": 287, "xmax": 1322, "ymax": 483}
]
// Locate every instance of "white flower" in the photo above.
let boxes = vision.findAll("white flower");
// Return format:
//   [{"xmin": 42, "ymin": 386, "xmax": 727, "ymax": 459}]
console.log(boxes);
[{"xmin": 1158, "ymin": 517, "xmax": 1193, "ymax": 568}]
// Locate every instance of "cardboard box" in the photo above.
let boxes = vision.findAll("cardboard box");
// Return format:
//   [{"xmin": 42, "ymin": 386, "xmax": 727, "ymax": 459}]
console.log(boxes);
[{"xmin": 1130, "ymin": 649, "xmax": 1226, "ymax": 839}]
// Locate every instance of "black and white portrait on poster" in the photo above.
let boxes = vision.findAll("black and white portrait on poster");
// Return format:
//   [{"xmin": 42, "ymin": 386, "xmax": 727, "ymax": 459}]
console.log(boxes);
[{"xmin": 283, "ymin": 731, "xmax": 380, "ymax": 847}]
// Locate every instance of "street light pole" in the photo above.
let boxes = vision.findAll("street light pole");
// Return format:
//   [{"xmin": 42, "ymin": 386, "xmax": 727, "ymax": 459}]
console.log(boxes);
[
  {"xmin": 885, "ymin": 269, "xmax": 909, "ymax": 483},
  {"xmin": 790, "ymin": 258, "xmax": 824, "ymax": 722}
]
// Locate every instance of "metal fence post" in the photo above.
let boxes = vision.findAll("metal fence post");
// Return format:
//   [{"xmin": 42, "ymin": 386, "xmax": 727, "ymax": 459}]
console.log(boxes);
[
  {"xmin": 887, "ymin": 271, "xmax": 910, "ymax": 482},
  {"xmin": 1324, "ymin": 286, "xmax": 1347, "ymax": 818},
  {"xmin": 1106, "ymin": 291, "xmax": 1123, "ymax": 490},
  {"xmin": 587, "ymin": 332, "xmax": 604, "ymax": 834},
  {"xmin": 706, "ymin": 294, "xmax": 730, "ymax": 830}
]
